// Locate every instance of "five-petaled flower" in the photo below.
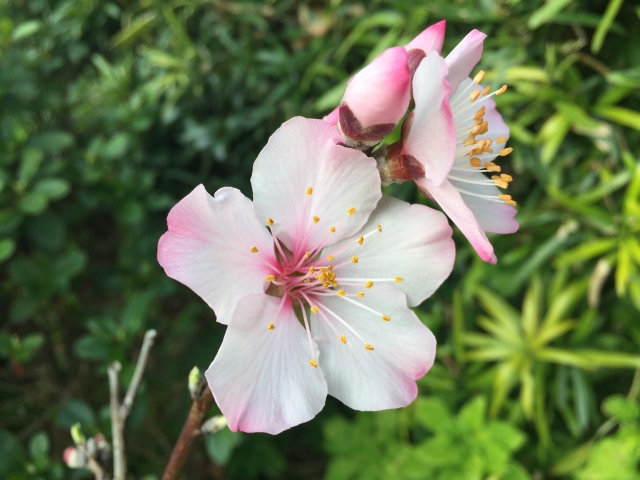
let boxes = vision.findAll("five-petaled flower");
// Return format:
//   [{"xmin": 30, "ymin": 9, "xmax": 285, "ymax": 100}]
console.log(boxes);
[{"xmin": 158, "ymin": 117, "xmax": 455, "ymax": 434}]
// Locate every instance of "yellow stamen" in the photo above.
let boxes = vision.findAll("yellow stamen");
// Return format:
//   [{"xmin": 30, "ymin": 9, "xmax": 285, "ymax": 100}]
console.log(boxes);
[
  {"xmin": 473, "ymin": 107, "xmax": 486, "ymax": 120},
  {"xmin": 309, "ymin": 266, "xmax": 315, "ymax": 274},
  {"xmin": 500, "ymin": 147, "xmax": 513, "ymax": 156},
  {"xmin": 382, "ymin": 315, "xmax": 391, "ymax": 322},
  {"xmin": 357, "ymin": 291, "xmax": 365, "ymax": 298},
  {"xmin": 310, "ymin": 359, "xmax": 318, "ymax": 368},
  {"xmin": 377, "ymin": 224, "xmax": 382, "ymax": 232},
  {"xmin": 351, "ymin": 256, "xmax": 358, "ymax": 264},
  {"xmin": 482, "ymin": 85, "xmax": 491, "ymax": 96},
  {"xmin": 496, "ymin": 136, "xmax": 508, "ymax": 144},
  {"xmin": 500, "ymin": 174, "xmax": 513, "ymax": 182},
  {"xmin": 250, "ymin": 246, "xmax": 259, "ymax": 253},
  {"xmin": 305, "ymin": 251, "xmax": 311, "ymax": 258},
  {"xmin": 357, "ymin": 236, "xmax": 364, "ymax": 245},
  {"xmin": 365, "ymin": 281, "xmax": 374, "ymax": 289},
  {"xmin": 473, "ymin": 70, "xmax": 485, "ymax": 83},
  {"xmin": 311, "ymin": 306, "xmax": 319, "ymax": 314},
  {"xmin": 463, "ymin": 137, "xmax": 477, "ymax": 146},
  {"xmin": 337, "ymin": 289, "xmax": 345, "ymax": 297},
  {"xmin": 329, "ymin": 226, "xmax": 336, "ymax": 233},
  {"xmin": 267, "ymin": 323, "xmax": 275, "ymax": 330},
  {"xmin": 347, "ymin": 207, "xmax": 356, "ymax": 215},
  {"xmin": 505, "ymin": 199, "xmax": 517, "ymax": 206},
  {"xmin": 498, "ymin": 194, "xmax": 512, "ymax": 201},
  {"xmin": 303, "ymin": 279, "xmax": 310, "ymax": 283},
  {"xmin": 306, "ymin": 186, "xmax": 313, "ymax": 195},
  {"xmin": 395, "ymin": 277, "xmax": 403, "ymax": 283},
  {"xmin": 265, "ymin": 275, "xmax": 276, "ymax": 282},
  {"xmin": 483, "ymin": 148, "xmax": 494, "ymax": 154},
  {"xmin": 365, "ymin": 344, "xmax": 374, "ymax": 351},
  {"xmin": 327, "ymin": 255, "xmax": 334, "ymax": 261},
  {"xmin": 340, "ymin": 335, "xmax": 347, "ymax": 344},
  {"xmin": 496, "ymin": 85, "xmax": 507, "ymax": 95},
  {"xmin": 470, "ymin": 90, "xmax": 480, "ymax": 102},
  {"xmin": 470, "ymin": 157, "xmax": 482, "ymax": 167},
  {"xmin": 267, "ymin": 218, "xmax": 274, "ymax": 226},
  {"xmin": 483, "ymin": 162, "xmax": 501, "ymax": 172},
  {"xmin": 313, "ymin": 216, "xmax": 320, "ymax": 224}
]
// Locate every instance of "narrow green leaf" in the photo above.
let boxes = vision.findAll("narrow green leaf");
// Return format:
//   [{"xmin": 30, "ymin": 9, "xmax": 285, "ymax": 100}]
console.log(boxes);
[
  {"xmin": 591, "ymin": 0, "xmax": 624, "ymax": 54},
  {"xmin": 596, "ymin": 106, "xmax": 640, "ymax": 131},
  {"xmin": 528, "ymin": 0, "xmax": 575, "ymax": 29},
  {"xmin": 542, "ymin": 281, "xmax": 587, "ymax": 327},
  {"xmin": 522, "ymin": 276, "xmax": 542, "ymax": 341},
  {"xmin": 555, "ymin": 238, "xmax": 618, "ymax": 267}
]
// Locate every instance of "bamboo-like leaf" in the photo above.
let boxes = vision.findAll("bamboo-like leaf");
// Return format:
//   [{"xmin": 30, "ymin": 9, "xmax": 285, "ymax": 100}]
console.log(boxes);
[
  {"xmin": 522, "ymin": 275, "xmax": 542, "ymax": 341},
  {"xmin": 110, "ymin": 11, "xmax": 157, "ymax": 47},
  {"xmin": 555, "ymin": 238, "xmax": 618, "ymax": 267},
  {"xmin": 520, "ymin": 360, "xmax": 535, "ymax": 419},
  {"xmin": 490, "ymin": 358, "xmax": 521, "ymax": 417},
  {"xmin": 615, "ymin": 242, "xmax": 632, "ymax": 296},
  {"xmin": 537, "ymin": 347, "xmax": 592, "ymax": 368},
  {"xmin": 477, "ymin": 316, "xmax": 523, "ymax": 347},
  {"xmin": 534, "ymin": 320, "xmax": 576, "ymax": 348},
  {"xmin": 591, "ymin": 0, "xmax": 625, "ymax": 54},
  {"xmin": 541, "ymin": 281, "xmax": 587, "ymax": 328},
  {"xmin": 528, "ymin": 0, "xmax": 575, "ymax": 29},
  {"xmin": 596, "ymin": 106, "xmax": 640, "ymax": 131},
  {"xmin": 465, "ymin": 346, "xmax": 515, "ymax": 362},
  {"xmin": 475, "ymin": 287, "xmax": 522, "ymax": 336}
]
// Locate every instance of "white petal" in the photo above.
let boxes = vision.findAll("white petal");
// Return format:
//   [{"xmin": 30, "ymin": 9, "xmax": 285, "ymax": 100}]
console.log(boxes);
[
  {"xmin": 158, "ymin": 186, "xmax": 275, "ymax": 325},
  {"xmin": 311, "ymin": 285, "xmax": 436, "ymax": 411},
  {"xmin": 206, "ymin": 294, "xmax": 328, "ymax": 434},
  {"xmin": 321, "ymin": 195, "xmax": 455, "ymax": 306}
]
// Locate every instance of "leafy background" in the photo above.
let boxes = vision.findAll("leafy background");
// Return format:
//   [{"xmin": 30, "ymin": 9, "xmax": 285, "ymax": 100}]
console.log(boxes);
[{"xmin": 1, "ymin": 0, "xmax": 640, "ymax": 478}]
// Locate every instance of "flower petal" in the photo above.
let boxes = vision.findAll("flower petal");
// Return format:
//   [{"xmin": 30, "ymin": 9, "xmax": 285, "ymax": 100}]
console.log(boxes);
[
  {"xmin": 311, "ymin": 285, "xmax": 436, "ymax": 411},
  {"xmin": 415, "ymin": 177, "xmax": 497, "ymax": 264},
  {"xmin": 321, "ymin": 195, "xmax": 455, "ymax": 306},
  {"xmin": 252, "ymin": 117, "xmax": 382, "ymax": 255},
  {"xmin": 323, "ymin": 106, "xmax": 339, "ymax": 126},
  {"xmin": 158, "ymin": 186, "xmax": 276, "ymax": 324},
  {"xmin": 403, "ymin": 51, "xmax": 455, "ymax": 186},
  {"xmin": 447, "ymin": 171, "xmax": 518, "ymax": 234},
  {"xmin": 341, "ymin": 47, "xmax": 411, "ymax": 129},
  {"xmin": 405, "ymin": 20, "xmax": 446, "ymax": 54},
  {"xmin": 206, "ymin": 294, "xmax": 328, "ymax": 434},
  {"xmin": 445, "ymin": 30, "xmax": 486, "ymax": 94}
]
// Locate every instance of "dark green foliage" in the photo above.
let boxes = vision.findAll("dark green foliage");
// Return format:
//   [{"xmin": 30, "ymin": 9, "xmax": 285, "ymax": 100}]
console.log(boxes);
[{"xmin": 1, "ymin": 0, "xmax": 639, "ymax": 478}]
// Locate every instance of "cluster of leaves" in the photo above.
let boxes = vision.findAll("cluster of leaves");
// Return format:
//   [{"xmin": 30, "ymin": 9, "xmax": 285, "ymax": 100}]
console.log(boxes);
[{"xmin": 1, "ymin": 0, "xmax": 639, "ymax": 478}]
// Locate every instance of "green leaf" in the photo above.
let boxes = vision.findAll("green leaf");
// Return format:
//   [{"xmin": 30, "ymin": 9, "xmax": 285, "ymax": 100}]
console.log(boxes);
[
  {"xmin": 28, "ymin": 431, "xmax": 49, "ymax": 460},
  {"xmin": 415, "ymin": 397, "xmax": 453, "ymax": 432},
  {"xmin": 538, "ymin": 112, "xmax": 571, "ymax": 165},
  {"xmin": 603, "ymin": 394, "xmax": 640, "ymax": 422},
  {"xmin": 33, "ymin": 178, "xmax": 70, "ymax": 201},
  {"xmin": 11, "ymin": 20, "xmax": 41, "ymax": 41},
  {"xmin": 528, "ymin": 0, "xmax": 575, "ymax": 29},
  {"xmin": 19, "ymin": 191, "xmax": 48, "ymax": 215},
  {"xmin": 475, "ymin": 287, "xmax": 522, "ymax": 339},
  {"xmin": 205, "ymin": 428, "xmax": 242, "ymax": 465},
  {"xmin": 28, "ymin": 131, "xmax": 74, "ymax": 152},
  {"xmin": 18, "ymin": 147, "xmax": 44, "ymax": 185},
  {"xmin": 522, "ymin": 276, "xmax": 542, "ymax": 341},
  {"xmin": 73, "ymin": 335, "xmax": 109, "ymax": 361},
  {"xmin": 110, "ymin": 11, "xmax": 157, "ymax": 47},
  {"xmin": 56, "ymin": 399, "xmax": 97, "ymax": 429},
  {"xmin": 0, "ymin": 239, "xmax": 16, "ymax": 263},
  {"xmin": 596, "ymin": 106, "xmax": 640, "ymax": 131},
  {"xmin": 591, "ymin": 0, "xmax": 624, "ymax": 54}
]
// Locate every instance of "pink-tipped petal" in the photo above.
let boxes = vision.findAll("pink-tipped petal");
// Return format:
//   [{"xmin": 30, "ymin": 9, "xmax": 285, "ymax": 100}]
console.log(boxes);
[
  {"xmin": 311, "ymin": 285, "xmax": 436, "ymax": 411},
  {"xmin": 321, "ymin": 195, "xmax": 454, "ymax": 307},
  {"xmin": 416, "ymin": 177, "xmax": 497, "ymax": 264},
  {"xmin": 158, "ymin": 186, "xmax": 275, "ymax": 325},
  {"xmin": 323, "ymin": 106, "xmax": 339, "ymax": 126},
  {"xmin": 206, "ymin": 294, "xmax": 328, "ymax": 435},
  {"xmin": 445, "ymin": 30, "xmax": 486, "ymax": 93},
  {"xmin": 405, "ymin": 20, "xmax": 446, "ymax": 54},
  {"xmin": 447, "ymin": 170, "xmax": 518, "ymax": 234},
  {"xmin": 252, "ymin": 117, "xmax": 381, "ymax": 255},
  {"xmin": 341, "ymin": 46, "xmax": 411, "ymax": 128},
  {"xmin": 403, "ymin": 51, "xmax": 456, "ymax": 186}
]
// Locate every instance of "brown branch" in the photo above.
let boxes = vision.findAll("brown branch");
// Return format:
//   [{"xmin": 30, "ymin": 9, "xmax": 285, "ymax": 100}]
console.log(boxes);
[{"xmin": 161, "ymin": 387, "xmax": 214, "ymax": 480}]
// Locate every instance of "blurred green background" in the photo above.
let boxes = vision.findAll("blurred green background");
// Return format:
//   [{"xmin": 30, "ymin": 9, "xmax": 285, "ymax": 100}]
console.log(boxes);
[{"xmin": 2, "ymin": 0, "xmax": 640, "ymax": 478}]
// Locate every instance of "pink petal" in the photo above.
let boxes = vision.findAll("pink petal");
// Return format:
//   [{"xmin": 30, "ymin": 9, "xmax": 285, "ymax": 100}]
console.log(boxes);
[
  {"xmin": 158, "ymin": 186, "xmax": 275, "ymax": 324},
  {"xmin": 206, "ymin": 294, "xmax": 327, "ymax": 434},
  {"xmin": 445, "ymin": 30, "xmax": 486, "ymax": 94},
  {"xmin": 311, "ymin": 285, "xmax": 436, "ymax": 410},
  {"xmin": 447, "ymin": 171, "xmax": 518, "ymax": 234},
  {"xmin": 321, "ymin": 195, "xmax": 454, "ymax": 307},
  {"xmin": 403, "ymin": 51, "xmax": 456, "ymax": 186},
  {"xmin": 251, "ymin": 117, "xmax": 382, "ymax": 256},
  {"xmin": 405, "ymin": 20, "xmax": 446, "ymax": 54},
  {"xmin": 323, "ymin": 106, "xmax": 339, "ymax": 126},
  {"xmin": 415, "ymin": 177, "xmax": 497, "ymax": 264},
  {"xmin": 341, "ymin": 46, "xmax": 411, "ymax": 128}
]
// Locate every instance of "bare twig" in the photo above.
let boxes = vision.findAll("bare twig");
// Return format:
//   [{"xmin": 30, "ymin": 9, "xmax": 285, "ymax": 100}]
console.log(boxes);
[
  {"xmin": 120, "ymin": 329, "xmax": 157, "ymax": 419},
  {"xmin": 108, "ymin": 362, "xmax": 126, "ymax": 480},
  {"xmin": 162, "ymin": 387, "xmax": 214, "ymax": 480}
]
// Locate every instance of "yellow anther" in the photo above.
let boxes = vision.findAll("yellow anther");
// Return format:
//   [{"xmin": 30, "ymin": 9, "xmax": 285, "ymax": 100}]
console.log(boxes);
[
  {"xmin": 311, "ymin": 306, "xmax": 319, "ymax": 314},
  {"xmin": 306, "ymin": 186, "xmax": 313, "ymax": 195},
  {"xmin": 494, "ymin": 180, "xmax": 509, "ymax": 189},
  {"xmin": 482, "ymin": 85, "xmax": 491, "ymax": 96},
  {"xmin": 250, "ymin": 246, "xmax": 259, "ymax": 253},
  {"xmin": 365, "ymin": 344, "xmax": 374, "ymax": 351},
  {"xmin": 357, "ymin": 236, "xmax": 364, "ymax": 245},
  {"xmin": 500, "ymin": 174, "xmax": 513, "ymax": 182},
  {"xmin": 500, "ymin": 147, "xmax": 513, "ymax": 156},
  {"xmin": 473, "ymin": 70, "xmax": 485, "ymax": 84},
  {"xmin": 351, "ymin": 256, "xmax": 358, "ymax": 264},
  {"xmin": 303, "ymin": 278, "xmax": 310, "ymax": 283},
  {"xmin": 469, "ymin": 90, "xmax": 481, "ymax": 102},
  {"xmin": 327, "ymin": 255, "xmax": 334, "ymax": 261},
  {"xmin": 483, "ymin": 162, "xmax": 501, "ymax": 172},
  {"xmin": 329, "ymin": 226, "xmax": 336, "ymax": 233},
  {"xmin": 365, "ymin": 281, "xmax": 374, "ymax": 289},
  {"xmin": 337, "ymin": 289, "xmax": 346, "ymax": 297},
  {"xmin": 313, "ymin": 216, "xmax": 320, "ymax": 224},
  {"xmin": 309, "ymin": 266, "xmax": 315, "ymax": 274},
  {"xmin": 483, "ymin": 148, "xmax": 494, "ymax": 154},
  {"xmin": 496, "ymin": 85, "xmax": 508, "ymax": 95},
  {"xmin": 340, "ymin": 335, "xmax": 347, "ymax": 344},
  {"xmin": 470, "ymin": 157, "xmax": 482, "ymax": 167},
  {"xmin": 305, "ymin": 251, "xmax": 311, "ymax": 258},
  {"xmin": 347, "ymin": 207, "xmax": 356, "ymax": 215},
  {"xmin": 357, "ymin": 291, "xmax": 365, "ymax": 298},
  {"xmin": 498, "ymin": 194, "xmax": 512, "ymax": 201},
  {"xmin": 377, "ymin": 224, "xmax": 382, "ymax": 232},
  {"xmin": 496, "ymin": 137, "xmax": 508, "ymax": 144},
  {"xmin": 265, "ymin": 275, "xmax": 276, "ymax": 282},
  {"xmin": 505, "ymin": 199, "xmax": 517, "ymax": 206},
  {"xmin": 395, "ymin": 277, "xmax": 403, "ymax": 283},
  {"xmin": 310, "ymin": 359, "xmax": 318, "ymax": 368},
  {"xmin": 463, "ymin": 137, "xmax": 477, "ymax": 146},
  {"xmin": 267, "ymin": 323, "xmax": 275, "ymax": 330},
  {"xmin": 382, "ymin": 315, "xmax": 391, "ymax": 322},
  {"xmin": 267, "ymin": 218, "xmax": 274, "ymax": 226},
  {"xmin": 473, "ymin": 107, "xmax": 485, "ymax": 120}
]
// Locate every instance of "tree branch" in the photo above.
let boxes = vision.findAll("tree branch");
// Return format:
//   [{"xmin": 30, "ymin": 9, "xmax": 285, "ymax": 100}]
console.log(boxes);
[
  {"xmin": 108, "ymin": 361, "xmax": 126, "ymax": 480},
  {"xmin": 120, "ymin": 329, "xmax": 157, "ymax": 419}
]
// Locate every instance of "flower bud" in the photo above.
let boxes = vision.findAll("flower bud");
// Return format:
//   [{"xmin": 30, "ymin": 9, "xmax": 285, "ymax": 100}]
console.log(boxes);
[
  {"xmin": 63, "ymin": 447, "xmax": 85, "ymax": 468},
  {"xmin": 338, "ymin": 47, "xmax": 410, "ymax": 148},
  {"xmin": 201, "ymin": 415, "xmax": 228, "ymax": 434},
  {"xmin": 188, "ymin": 366, "xmax": 205, "ymax": 399},
  {"xmin": 70, "ymin": 423, "xmax": 85, "ymax": 445}
]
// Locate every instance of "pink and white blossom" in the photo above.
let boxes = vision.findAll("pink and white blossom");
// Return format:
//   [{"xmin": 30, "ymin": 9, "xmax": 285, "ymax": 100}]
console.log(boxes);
[{"xmin": 158, "ymin": 117, "xmax": 455, "ymax": 434}]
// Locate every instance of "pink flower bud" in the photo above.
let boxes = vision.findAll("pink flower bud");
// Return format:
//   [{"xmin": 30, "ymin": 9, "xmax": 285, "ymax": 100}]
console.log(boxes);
[
  {"xmin": 340, "ymin": 46, "xmax": 410, "ymax": 130},
  {"xmin": 63, "ymin": 447, "xmax": 84, "ymax": 468}
]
